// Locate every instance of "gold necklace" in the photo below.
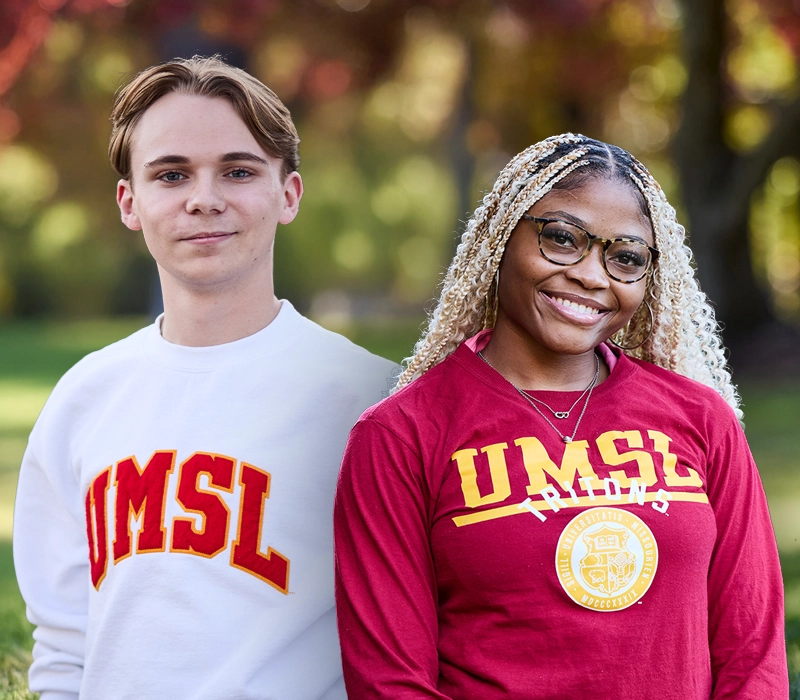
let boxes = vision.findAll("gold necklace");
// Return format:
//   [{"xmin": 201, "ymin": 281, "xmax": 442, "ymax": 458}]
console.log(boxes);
[
  {"xmin": 476, "ymin": 351, "xmax": 599, "ymax": 444},
  {"xmin": 519, "ymin": 358, "xmax": 598, "ymax": 419}
]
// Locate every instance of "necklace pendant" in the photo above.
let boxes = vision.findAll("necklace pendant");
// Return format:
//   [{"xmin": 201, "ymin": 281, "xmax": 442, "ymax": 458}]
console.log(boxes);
[
  {"xmin": 554, "ymin": 411, "xmax": 569, "ymax": 419},
  {"xmin": 563, "ymin": 436, "xmax": 572, "ymax": 443}
]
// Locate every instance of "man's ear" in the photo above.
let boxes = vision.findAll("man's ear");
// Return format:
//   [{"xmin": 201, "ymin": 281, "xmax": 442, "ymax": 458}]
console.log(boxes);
[
  {"xmin": 117, "ymin": 179, "xmax": 142, "ymax": 231},
  {"xmin": 278, "ymin": 171, "xmax": 303, "ymax": 225}
]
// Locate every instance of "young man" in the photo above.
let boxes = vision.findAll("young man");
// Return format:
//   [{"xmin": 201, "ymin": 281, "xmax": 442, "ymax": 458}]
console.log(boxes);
[{"xmin": 13, "ymin": 56, "xmax": 394, "ymax": 700}]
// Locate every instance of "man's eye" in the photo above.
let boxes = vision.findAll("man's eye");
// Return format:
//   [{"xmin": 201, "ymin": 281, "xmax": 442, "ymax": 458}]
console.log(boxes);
[
  {"xmin": 227, "ymin": 169, "xmax": 253, "ymax": 179},
  {"xmin": 159, "ymin": 171, "xmax": 185, "ymax": 182}
]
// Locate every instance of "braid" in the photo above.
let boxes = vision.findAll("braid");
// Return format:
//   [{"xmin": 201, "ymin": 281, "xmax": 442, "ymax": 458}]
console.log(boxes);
[
  {"xmin": 622, "ymin": 163, "xmax": 742, "ymax": 419},
  {"xmin": 393, "ymin": 133, "xmax": 742, "ymax": 421},
  {"xmin": 395, "ymin": 133, "xmax": 587, "ymax": 387}
]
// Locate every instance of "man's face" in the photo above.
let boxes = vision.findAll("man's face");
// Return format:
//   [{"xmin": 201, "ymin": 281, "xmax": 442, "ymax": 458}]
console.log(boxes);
[{"xmin": 117, "ymin": 92, "xmax": 302, "ymax": 296}]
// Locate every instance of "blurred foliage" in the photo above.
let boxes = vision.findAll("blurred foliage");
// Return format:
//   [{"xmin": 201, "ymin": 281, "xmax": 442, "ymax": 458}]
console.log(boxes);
[
  {"xmin": 0, "ymin": 0, "xmax": 797, "ymax": 330},
  {"xmin": 751, "ymin": 158, "xmax": 800, "ymax": 319}
]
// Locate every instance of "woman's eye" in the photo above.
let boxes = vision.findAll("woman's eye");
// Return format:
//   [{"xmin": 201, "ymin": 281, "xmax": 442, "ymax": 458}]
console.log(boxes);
[
  {"xmin": 542, "ymin": 228, "xmax": 577, "ymax": 247},
  {"xmin": 611, "ymin": 250, "xmax": 647, "ymax": 267}
]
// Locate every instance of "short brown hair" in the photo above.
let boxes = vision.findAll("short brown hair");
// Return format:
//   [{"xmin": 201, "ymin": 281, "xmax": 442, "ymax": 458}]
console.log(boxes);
[{"xmin": 109, "ymin": 55, "xmax": 299, "ymax": 180}]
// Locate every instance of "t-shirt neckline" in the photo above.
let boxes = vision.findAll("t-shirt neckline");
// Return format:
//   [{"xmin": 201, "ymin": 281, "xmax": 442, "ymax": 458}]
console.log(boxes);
[
  {"xmin": 141, "ymin": 299, "xmax": 303, "ymax": 372},
  {"xmin": 455, "ymin": 329, "xmax": 636, "ymax": 401}
]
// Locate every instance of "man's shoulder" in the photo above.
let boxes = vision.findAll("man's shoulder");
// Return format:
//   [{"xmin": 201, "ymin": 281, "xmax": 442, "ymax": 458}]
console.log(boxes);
[
  {"xmin": 27, "ymin": 324, "xmax": 151, "ymax": 440},
  {"xmin": 60, "ymin": 324, "xmax": 149, "ymax": 382},
  {"xmin": 42, "ymin": 324, "xmax": 151, "ymax": 410},
  {"xmin": 289, "ymin": 312, "xmax": 397, "ymax": 380}
]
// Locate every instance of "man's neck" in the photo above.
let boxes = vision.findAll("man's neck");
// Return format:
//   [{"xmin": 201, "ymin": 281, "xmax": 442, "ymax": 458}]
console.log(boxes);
[{"xmin": 159, "ymin": 275, "xmax": 282, "ymax": 347}]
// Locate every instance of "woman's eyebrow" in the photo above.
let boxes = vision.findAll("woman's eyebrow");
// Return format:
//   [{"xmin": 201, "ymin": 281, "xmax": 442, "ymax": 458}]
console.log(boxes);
[
  {"xmin": 538, "ymin": 209, "xmax": 653, "ymax": 245},
  {"xmin": 538, "ymin": 210, "xmax": 590, "ymax": 228}
]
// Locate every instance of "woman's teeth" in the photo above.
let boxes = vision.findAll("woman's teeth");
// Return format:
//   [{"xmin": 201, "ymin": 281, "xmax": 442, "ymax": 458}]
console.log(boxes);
[{"xmin": 552, "ymin": 297, "xmax": 600, "ymax": 315}]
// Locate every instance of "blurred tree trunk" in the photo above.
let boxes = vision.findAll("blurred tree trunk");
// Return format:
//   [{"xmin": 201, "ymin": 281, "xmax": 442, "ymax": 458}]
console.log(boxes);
[
  {"xmin": 674, "ymin": 0, "xmax": 800, "ymax": 355},
  {"xmin": 447, "ymin": 38, "xmax": 477, "ymax": 238}
]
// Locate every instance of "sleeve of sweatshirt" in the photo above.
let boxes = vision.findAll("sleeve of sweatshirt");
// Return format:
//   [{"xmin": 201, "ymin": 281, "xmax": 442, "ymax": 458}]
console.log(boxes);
[
  {"xmin": 13, "ymin": 413, "xmax": 87, "ymax": 700},
  {"xmin": 333, "ymin": 416, "xmax": 452, "ymax": 700},
  {"xmin": 704, "ymin": 413, "xmax": 789, "ymax": 699}
]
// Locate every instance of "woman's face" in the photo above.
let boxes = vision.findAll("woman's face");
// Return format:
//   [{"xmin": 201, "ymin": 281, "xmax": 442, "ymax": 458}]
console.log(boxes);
[{"xmin": 495, "ymin": 176, "xmax": 654, "ymax": 357}]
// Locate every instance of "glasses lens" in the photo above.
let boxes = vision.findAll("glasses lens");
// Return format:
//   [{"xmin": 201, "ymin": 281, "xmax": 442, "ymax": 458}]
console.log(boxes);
[
  {"xmin": 539, "ymin": 221, "xmax": 588, "ymax": 264},
  {"xmin": 605, "ymin": 240, "xmax": 652, "ymax": 282}
]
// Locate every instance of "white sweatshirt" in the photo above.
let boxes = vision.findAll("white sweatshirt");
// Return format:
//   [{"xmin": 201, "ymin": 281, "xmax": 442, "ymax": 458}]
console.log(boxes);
[{"xmin": 13, "ymin": 301, "xmax": 395, "ymax": 700}]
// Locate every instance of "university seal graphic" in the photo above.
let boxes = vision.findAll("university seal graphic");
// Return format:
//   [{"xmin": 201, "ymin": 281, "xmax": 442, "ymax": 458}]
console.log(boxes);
[{"xmin": 555, "ymin": 507, "xmax": 658, "ymax": 612}]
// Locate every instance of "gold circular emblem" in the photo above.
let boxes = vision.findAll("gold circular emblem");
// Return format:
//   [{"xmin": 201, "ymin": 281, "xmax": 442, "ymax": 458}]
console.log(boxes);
[{"xmin": 555, "ymin": 507, "xmax": 658, "ymax": 612}]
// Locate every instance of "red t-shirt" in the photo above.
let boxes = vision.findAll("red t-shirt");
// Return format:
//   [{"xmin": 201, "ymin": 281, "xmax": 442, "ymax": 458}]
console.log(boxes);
[{"xmin": 334, "ymin": 336, "xmax": 788, "ymax": 699}]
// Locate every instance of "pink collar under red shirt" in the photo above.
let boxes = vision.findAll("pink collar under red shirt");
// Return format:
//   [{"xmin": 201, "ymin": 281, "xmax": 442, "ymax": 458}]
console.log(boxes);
[{"xmin": 463, "ymin": 328, "xmax": 619, "ymax": 373}]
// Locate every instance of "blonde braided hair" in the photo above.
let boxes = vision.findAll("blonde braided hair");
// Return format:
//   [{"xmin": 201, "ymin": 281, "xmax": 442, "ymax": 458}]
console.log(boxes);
[{"xmin": 394, "ymin": 133, "xmax": 742, "ymax": 420}]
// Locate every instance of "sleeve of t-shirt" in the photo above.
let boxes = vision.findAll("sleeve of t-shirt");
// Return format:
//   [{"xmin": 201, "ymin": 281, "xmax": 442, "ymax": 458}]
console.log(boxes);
[
  {"xmin": 13, "ymin": 421, "xmax": 86, "ymax": 700},
  {"xmin": 334, "ymin": 416, "xmax": 452, "ymax": 700},
  {"xmin": 704, "ymin": 414, "xmax": 789, "ymax": 698}
]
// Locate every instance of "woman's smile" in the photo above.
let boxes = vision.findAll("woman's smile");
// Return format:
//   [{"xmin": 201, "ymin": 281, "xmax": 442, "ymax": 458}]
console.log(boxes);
[{"xmin": 540, "ymin": 291, "xmax": 611, "ymax": 323}]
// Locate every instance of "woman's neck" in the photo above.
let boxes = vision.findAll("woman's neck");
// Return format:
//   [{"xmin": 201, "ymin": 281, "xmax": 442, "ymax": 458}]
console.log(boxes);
[{"xmin": 480, "ymin": 327, "xmax": 609, "ymax": 391}]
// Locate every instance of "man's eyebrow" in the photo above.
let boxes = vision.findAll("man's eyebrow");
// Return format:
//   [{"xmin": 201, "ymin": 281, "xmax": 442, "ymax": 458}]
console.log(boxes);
[
  {"xmin": 142, "ymin": 152, "xmax": 270, "ymax": 169},
  {"xmin": 143, "ymin": 155, "xmax": 190, "ymax": 169},
  {"xmin": 220, "ymin": 151, "xmax": 269, "ymax": 165}
]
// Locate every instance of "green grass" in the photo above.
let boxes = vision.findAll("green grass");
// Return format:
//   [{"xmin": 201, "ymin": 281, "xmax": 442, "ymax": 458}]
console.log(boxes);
[
  {"xmin": 0, "ymin": 320, "xmax": 153, "ymax": 699},
  {"xmin": 0, "ymin": 317, "xmax": 797, "ymax": 696},
  {"xmin": 0, "ymin": 542, "xmax": 36, "ymax": 700},
  {"xmin": 740, "ymin": 380, "xmax": 800, "ymax": 557},
  {"xmin": 0, "ymin": 319, "xmax": 151, "ymax": 541}
]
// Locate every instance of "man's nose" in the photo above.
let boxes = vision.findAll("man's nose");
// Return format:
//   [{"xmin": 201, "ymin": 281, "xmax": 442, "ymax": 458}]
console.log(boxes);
[{"xmin": 185, "ymin": 174, "xmax": 226, "ymax": 214}]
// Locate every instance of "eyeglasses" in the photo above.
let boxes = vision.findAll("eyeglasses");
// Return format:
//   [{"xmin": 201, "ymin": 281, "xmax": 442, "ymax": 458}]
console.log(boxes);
[{"xmin": 521, "ymin": 215, "xmax": 659, "ymax": 284}]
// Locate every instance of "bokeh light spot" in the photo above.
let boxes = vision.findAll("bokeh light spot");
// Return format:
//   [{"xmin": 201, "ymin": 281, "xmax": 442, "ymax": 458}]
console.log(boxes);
[
  {"xmin": 336, "ymin": 0, "xmax": 370, "ymax": 11},
  {"xmin": 398, "ymin": 236, "xmax": 438, "ymax": 282},
  {"xmin": 629, "ymin": 65, "xmax": 667, "ymax": 102},
  {"xmin": 608, "ymin": 3, "xmax": 646, "ymax": 46},
  {"xmin": 255, "ymin": 37, "xmax": 306, "ymax": 100},
  {"xmin": 726, "ymin": 105, "xmax": 771, "ymax": 151},
  {"xmin": 372, "ymin": 184, "xmax": 409, "ymax": 225},
  {"xmin": 89, "ymin": 50, "xmax": 133, "ymax": 93},
  {"xmin": 32, "ymin": 201, "xmax": 89, "ymax": 260},
  {"xmin": 333, "ymin": 230, "xmax": 375, "ymax": 271},
  {"xmin": 44, "ymin": 21, "xmax": 83, "ymax": 63},
  {"xmin": 0, "ymin": 145, "xmax": 58, "ymax": 223},
  {"xmin": 770, "ymin": 158, "xmax": 800, "ymax": 197},
  {"xmin": 308, "ymin": 60, "xmax": 352, "ymax": 100},
  {"xmin": 728, "ymin": 16, "xmax": 796, "ymax": 101}
]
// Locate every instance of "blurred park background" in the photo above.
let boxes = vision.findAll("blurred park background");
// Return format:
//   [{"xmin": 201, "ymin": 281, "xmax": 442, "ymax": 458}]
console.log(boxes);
[{"xmin": 0, "ymin": 0, "xmax": 799, "ymax": 696}]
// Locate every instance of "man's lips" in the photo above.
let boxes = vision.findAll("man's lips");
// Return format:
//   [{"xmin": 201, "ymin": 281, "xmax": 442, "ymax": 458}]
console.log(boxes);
[{"xmin": 180, "ymin": 231, "xmax": 236, "ymax": 243}]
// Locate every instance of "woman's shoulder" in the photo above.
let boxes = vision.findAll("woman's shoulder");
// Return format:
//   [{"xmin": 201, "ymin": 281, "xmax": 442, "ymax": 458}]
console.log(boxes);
[
  {"xmin": 624, "ymin": 353, "xmax": 720, "ymax": 390},
  {"xmin": 357, "ymin": 349, "xmax": 470, "ymax": 426},
  {"xmin": 620, "ymin": 353, "xmax": 738, "ymax": 423}
]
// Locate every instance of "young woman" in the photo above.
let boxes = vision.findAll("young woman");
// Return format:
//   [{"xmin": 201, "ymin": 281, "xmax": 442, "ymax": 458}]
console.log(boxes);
[{"xmin": 334, "ymin": 134, "xmax": 788, "ymax": 699}]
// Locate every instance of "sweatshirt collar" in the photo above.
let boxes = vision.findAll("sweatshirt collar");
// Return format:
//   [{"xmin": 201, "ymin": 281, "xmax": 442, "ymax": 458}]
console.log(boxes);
[{"xmin": 141, "ymin": 300, "xmax": 303, "ymax": 372}]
